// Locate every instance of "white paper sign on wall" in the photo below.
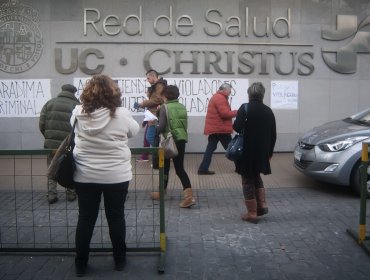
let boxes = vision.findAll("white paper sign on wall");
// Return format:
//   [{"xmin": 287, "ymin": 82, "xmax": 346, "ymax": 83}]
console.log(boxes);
[{"xmin": 271, "ymin": 80, "xmax": 298, "ymax": 110}]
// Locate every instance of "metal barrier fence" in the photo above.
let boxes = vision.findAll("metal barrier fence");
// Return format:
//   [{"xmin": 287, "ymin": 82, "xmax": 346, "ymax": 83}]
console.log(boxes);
[
  {"xmin": 0, "ymin": 148, "xmax": 166, "ymax": 273},
  {"xmin": 347, "ymin": 142, "xmax": 370, "ymax": 256}
]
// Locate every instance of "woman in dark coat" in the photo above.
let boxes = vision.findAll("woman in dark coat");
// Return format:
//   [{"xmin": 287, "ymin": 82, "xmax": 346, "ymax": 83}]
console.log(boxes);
[{"xmin": 233, "ymin": 82, "xmax": 276, "ymax": 223}]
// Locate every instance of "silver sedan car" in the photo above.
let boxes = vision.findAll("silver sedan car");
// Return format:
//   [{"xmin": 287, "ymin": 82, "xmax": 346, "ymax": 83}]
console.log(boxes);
[{"xmin": 294, "ymin": 108, "xmax": 370, "ymax": 198}]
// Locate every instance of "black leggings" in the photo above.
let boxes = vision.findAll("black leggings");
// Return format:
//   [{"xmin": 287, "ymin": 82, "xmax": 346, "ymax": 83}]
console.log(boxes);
[
  {"xmin": 74, "ymin": 182, "xmax": 128, "ymax": 264},
  {"xmin": 164, "ymin": 140, "xmax": 191, "ymax": 190}
]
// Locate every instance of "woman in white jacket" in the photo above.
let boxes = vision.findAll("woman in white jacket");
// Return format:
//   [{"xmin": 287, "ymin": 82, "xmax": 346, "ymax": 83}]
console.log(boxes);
[{"xmin": 71, "ymin": 75, "xmax": 139, "ymax": 276}]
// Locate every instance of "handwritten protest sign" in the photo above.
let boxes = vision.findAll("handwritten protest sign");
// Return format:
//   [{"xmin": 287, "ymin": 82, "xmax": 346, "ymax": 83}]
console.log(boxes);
[
  {"xmin": 0, "ymin": 79, "xmax": 51, "ymax": 117},
  {"xmin": 74, "ymin": 77, "xmax": 249, "ymax": 116}
]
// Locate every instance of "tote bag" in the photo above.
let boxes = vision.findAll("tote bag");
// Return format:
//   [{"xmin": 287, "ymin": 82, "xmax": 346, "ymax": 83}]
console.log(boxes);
[
  {"xmin": 160, "ymin": 131, "xmax": 178, "ymax": 159},
  {"xmin": 159, "ymin": 104, "xmax": 178, "ymax": 159}
]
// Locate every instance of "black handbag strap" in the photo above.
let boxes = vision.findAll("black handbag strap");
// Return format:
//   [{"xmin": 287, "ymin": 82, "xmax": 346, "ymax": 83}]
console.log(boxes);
[
  {"xmin": 239, "ymin": 103, "xmax": 248, "ymax": 136},
  {"xmin": 67, "ymin": 119, "xmax": 77, "ymax": 147}
]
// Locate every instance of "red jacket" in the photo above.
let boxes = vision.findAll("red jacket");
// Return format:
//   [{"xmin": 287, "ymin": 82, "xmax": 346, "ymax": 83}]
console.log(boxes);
[{"xmin": 204, "ymin": 91, "xmax": 237, "ymax": 135}]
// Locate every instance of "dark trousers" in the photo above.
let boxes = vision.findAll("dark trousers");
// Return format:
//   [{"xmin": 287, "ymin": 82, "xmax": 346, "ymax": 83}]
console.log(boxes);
[
  {"xmin": 164, "ymin": 140, "xmax": 191, "ymax": 190},
  {"xmin": 74, "ymin": 182, "xmax": 129, "ymax": 265},
  {"xmin": 198, "ymin": 133, "xmax": 232, "ymax": 171}
]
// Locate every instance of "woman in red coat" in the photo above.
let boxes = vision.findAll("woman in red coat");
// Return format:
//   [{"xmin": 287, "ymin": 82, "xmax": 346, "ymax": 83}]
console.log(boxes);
[{"xmin": 233, "ymin": 82, "xmax": 276, "ymax": 223}]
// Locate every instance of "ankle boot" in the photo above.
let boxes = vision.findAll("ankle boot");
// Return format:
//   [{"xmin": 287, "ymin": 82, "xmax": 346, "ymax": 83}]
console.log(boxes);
[
  {"xmin": 179, "ymin": 188, "xmax": 196, "ymax": 208},
  {"xmin": 241, "ymin": 199, "xmax": 258, "ymax": 223},
  {"xmin": 256, "ymin": 188, "xmax": 268, "ymax": 216},
  {"xmin": 150, "ymin": 190, "xmax": 166, "ymax": 200}
]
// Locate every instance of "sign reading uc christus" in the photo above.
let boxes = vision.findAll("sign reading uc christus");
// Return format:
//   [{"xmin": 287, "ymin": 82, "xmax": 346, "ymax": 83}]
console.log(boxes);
[{"xmin": 0, "ymin": 0, "xmax": 43, "ymax": 74}]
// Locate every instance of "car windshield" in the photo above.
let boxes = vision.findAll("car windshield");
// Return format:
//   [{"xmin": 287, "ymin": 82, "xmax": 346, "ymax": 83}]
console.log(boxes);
[{"xmin": 345, "ymin": 109, "xmax": 370, "ymax": 125}]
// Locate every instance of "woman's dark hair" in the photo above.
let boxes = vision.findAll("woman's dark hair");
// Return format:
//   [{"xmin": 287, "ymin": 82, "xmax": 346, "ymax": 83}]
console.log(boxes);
[
  {"xmin": 164, "ymin": 85, "xmax": 180, "ymax": 100},
  {"xmin": 80, "ymin": 74, "xmax": 122, "ymax": 116},
  {"xmin": 247, "ymin": 82, "xmax": 265, "ymax": 101}
]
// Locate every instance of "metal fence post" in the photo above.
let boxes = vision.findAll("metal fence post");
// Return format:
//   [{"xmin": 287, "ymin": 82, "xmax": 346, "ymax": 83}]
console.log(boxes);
[
  {"xmin": 158, "ymin": 148, "xmax": 166, "ymax": 273},
  {"xmin": 347, "ymin": 142, "xmax": 370, "ymax": 255}
]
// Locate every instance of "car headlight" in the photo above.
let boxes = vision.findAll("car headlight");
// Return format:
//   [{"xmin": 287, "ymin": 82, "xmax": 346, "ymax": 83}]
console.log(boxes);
[{"xmin": 318, "ymin": 136, "xmax": 369, "ymax": 152}]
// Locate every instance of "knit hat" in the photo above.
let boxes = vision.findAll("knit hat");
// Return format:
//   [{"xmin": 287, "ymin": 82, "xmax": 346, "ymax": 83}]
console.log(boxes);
[{"xmin": 61, "ymin": 84, "xmax": 77, "ymax": 93}]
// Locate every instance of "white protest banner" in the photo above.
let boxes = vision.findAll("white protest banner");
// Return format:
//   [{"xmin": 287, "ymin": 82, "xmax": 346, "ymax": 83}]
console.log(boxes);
[
  {"xmin": 271, "ymin": 80, "xmax": 299, "ymax": 109},
  {"xmin": 74, "ymin": 77, "xmax": 248, "ymax": 116},
  {"xmin": 0, "ymin": 79, "xmax": 51, "ymax": 117},
  {"xmin": 168, "ymin": 78, "xmax": 248, "ymax": 115}
]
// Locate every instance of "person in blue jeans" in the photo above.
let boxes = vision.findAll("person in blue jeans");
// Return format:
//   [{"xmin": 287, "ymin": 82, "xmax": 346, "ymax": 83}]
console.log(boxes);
[
  {"xmin": 71, "ymin": 75, "xmax": 140, "ymax": 277},
  {"xmin": 137, "ymin": 121, "xmax": 150, "ymax": 162},
  {"xmin": 137, "ymin": 69, "xmax": 167, "ymax": 146},
  {"xmin": 198, "ymin": 83, "xmax": 237, "ymax": 175}
]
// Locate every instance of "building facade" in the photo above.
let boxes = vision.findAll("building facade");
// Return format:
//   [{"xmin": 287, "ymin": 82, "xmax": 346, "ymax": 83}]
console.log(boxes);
[{"xmin": 1, "ymin": 0, "xmax": 370, "ymax": 152}]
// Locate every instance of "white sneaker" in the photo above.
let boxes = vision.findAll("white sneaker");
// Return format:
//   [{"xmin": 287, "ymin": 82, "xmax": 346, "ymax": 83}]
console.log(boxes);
[{"xmin": 136, "ymin": 158, "xmax": 149, "ymax": 162}]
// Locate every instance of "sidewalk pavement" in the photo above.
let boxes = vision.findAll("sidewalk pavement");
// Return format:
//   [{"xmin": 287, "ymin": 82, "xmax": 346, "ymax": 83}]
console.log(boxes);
[{"xmin": 0, "ymin": 153, "xmax": 369, "ymax": 279}]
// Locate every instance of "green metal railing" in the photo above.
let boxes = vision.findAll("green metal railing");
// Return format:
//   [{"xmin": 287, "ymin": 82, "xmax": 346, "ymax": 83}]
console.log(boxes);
[
  {"xmin": 347, "ymin": 142, "xmax": 370, "ymax": 256},
  {"xmin": 0, "ymin": 147, "xmax": 166, "ymax": 273}
]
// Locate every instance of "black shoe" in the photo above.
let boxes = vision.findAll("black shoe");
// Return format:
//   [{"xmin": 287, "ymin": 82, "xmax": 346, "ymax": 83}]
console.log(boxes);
[
  {"xmin": 75, "ymin": 264, "xmax": 87, "ymax": 277},
  {"xmin": 48, "ymin": 197, "xmax": 58, "ymax": 204},
  {"xmin": 114, "ymin": 258, "xmax": 126, "ymax": 271},
  {"xmin": 197, "ymin": 170, "xmax": 215, "ymax": 175},
  {"xmin": 66, "ymin": 194, "xmax": 76, "ymax": 202}
]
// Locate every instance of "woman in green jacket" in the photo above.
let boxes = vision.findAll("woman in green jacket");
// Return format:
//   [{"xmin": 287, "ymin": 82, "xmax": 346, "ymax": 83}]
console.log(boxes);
[{"xmin": 154, "ymin": 85, "xmax": 196, "ymax": 208}]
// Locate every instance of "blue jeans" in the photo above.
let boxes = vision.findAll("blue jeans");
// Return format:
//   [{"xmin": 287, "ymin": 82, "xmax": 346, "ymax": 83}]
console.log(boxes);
[
  {"xmin": 198, "ymin": 133, "xmax": 232, "ymax": 172},
  {"xmin": 145, "ymin": 125, "xmax": 157, "ymax": 146},
  {"xmin": 74, "ymin": 182, "xmax": 129, "ymax": 265}
]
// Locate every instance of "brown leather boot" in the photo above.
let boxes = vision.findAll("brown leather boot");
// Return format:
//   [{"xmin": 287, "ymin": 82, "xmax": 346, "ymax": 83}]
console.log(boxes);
[
  {"xmin": 241, "ymin": 199, "xmax": 258, "ymax": 223},
  {"xmin": 256, "ymin": 188, "xmax": 268, "ymax": 216},
  {"xmin": 179, "ymin": 188, "xmax": 196, "ymax": 208}
]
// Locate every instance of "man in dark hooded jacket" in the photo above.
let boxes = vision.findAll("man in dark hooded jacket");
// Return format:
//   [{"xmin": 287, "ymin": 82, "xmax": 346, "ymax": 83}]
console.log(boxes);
[{"xmin": 39, "ymin": 84, "xmax": 80, "ymax": 204}]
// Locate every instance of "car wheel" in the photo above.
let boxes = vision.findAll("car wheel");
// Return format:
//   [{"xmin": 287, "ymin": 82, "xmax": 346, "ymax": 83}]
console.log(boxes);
[{"xmin": 350, "ymin": 161, "xmax": 370, "ymax": 199}]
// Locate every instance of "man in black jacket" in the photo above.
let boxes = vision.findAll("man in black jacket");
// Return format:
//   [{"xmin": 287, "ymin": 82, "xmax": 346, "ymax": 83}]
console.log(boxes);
[{"xmin": 39, "ymin": 84, "xmax": 80, "ymax": 204}]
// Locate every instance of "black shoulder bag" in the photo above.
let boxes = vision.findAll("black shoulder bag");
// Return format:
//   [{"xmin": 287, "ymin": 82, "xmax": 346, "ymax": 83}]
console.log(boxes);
[
  {"xmin": 47, "ymin": 120, "xmax": 77, "ymax": 189},
  {"xmin": 225, "ymin": 103, "xmax": 248, "ymax": 161}
]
